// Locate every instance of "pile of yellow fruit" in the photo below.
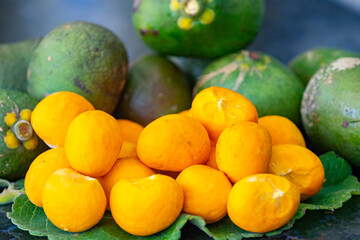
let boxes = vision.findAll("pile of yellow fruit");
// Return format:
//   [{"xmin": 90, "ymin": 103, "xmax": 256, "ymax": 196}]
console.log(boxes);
[{"xmin": 24, "ymin": 87, "xmax": 325, "ymax": 236}]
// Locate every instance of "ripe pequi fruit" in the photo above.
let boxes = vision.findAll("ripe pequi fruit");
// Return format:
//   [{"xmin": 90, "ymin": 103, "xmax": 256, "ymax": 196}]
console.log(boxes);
[
  {"xmin": 176, "ymin": 165, "xmax": 232, "ymax": 224},
  {"xmin": 114, "ymin": 54, "xmax": 192, "ymax": 126},
  {"xmin": 98, "ymin": 157, "xmax": 155, "ymax": 205},
  {"xmin": 258, "ymin": 115, "xmax": 306, "ymax": 147},
  {"xmin": 192, "ymin": 86, "xmax": 258, "ymax": 142},
  {"xmin": 137, "ymin": 114, "xmax": 210, "ymax": 172},
  {"xmin": 269, "ymin": 144, "xmax": 325, "ymax": 200},
  {"xmin": 42, "ymin": 168, "xmax": 106, "ymax": 232},
  {"xmin": 133, "ymin": 0, "xmax": 265, "ymax": 58},
  {"xmin": 0, "ymin": 89, "xmax": 47, "ymax": 180},
  {"xmin": 27, "ymin": 21, "xmax": 128, "ymax": 114},
  {"xmin": 25, "ymin": 148, "xmax": 70, "ymax": 207},
  {"xmin": 289, "ymin": 48, "xmax": 360, "ymax": 85},
  {"xmin": 194, "ymin": 51, "xmax": 305, "ymax": 125},
  {"xmin": 110, "ymin": 174, "xmax": 184, "ymax": 236},
  {"xmin": 227, "ymin": 174, "xmax": 300, "ymax": 233},
  {"xmin": 301, "ymin": 57, "xmax": 360, "ymax": 167},
  {"xmin": 31, "ymin": 91, "xmax": 95, "ymax": 148},
  {"xmin": 0, "ymin": 38, "xmax": 41, "ymax": 92},
  {"xmin": 65, "ymin": 110, "xmax": 123, "ymax": 177},
  {"xmin": 216, "ymin": 121, "xmax": 272, "ymax": 183}
]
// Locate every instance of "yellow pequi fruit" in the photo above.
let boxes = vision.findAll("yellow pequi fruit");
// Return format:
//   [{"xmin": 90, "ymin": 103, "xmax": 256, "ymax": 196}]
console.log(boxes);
[
  {"xmin": 24, "ymin": 147, "xmax": 70, "ymax": 207},
  {"xmin": 227, "ymin": 173, "xmax": 300, "ymax": 233},
  {"xmin": 191, "ymin": 86, "xmax": 258, "ymax": 142},
  {"xmin": 42, "ymin": 168, "xmax": 106, "ymax": 232},
  {"xmin": 268, "ymin": 144, "xmax": 325, "ymax": 200},
  {"xmin": 65, "ymin": 110, "xmax": 123, "ymax": 177},
  {"xmin": 110, "ymin": 174, "xmax": 183, "ymax": 236},
  {"xmin": 137, "ymin": 114, "xmax": 210, "ymax": 172},
  {"xmin": 205, "ymin": 140, "xmax": 218, "ymax": 170},
  {"xmin": 31, "ymin": 91, "xmax": 95, "ymax": 148},
  {"xmin": 118, "ymin": 141, "xmax": 138, "ymax": 158},
  {"xmin": 116, "ymin": 119, "xmax": 144, "ymax": 144},
  {"xmin": 98, "ymin": 157, "xmax": 155, "ymax": 206},
  {"xmin": 176, "ymin": 165, "xmax": 232, "ymax": 223},
  {"xmin": 216, "ymin": 121, "xmax": 272, "ymax": 183},
  {"xmin": 258, "ymin": 115, "xmax": 306, "ymax": 147}
]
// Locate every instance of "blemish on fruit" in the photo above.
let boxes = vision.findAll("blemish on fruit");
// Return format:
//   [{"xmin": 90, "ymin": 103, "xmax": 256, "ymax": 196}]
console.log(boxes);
[
  {"xmin": 74, "ymin": 77, "xmax": 91, "ymax": 94},
  {"xmin": 249, "ymin": 52, "xmax": 260, "ymax": 60},
  {"xmin": 27, "ymin": 69, "xmax": 31, "ymax": 80},
  {"xmin": 152, "ymin": 30, "xmax": 159, "ymax": 36},
  {"xmin": 140, "ymin": 29, "xmax": 149, "ymax": 36}
]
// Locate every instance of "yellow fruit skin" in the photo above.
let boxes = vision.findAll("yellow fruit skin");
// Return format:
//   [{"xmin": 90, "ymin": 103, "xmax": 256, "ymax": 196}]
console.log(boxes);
[
  {"xmin": 31, "ymin": 91, "xmax": 95, "ymax": 148},
  {"xmin": 227, "ymin": 174, "xmax": 300, "ymax": 233},
  {"xmin": 25, "ymin": 148, "xmax": 70, "ymax": 207},
  {"xmin": 269, "ymin": 144, "xmax": 325, "ymax": 200},
  {"xmin": 176, "ymin": 165, "xmax": 232, "ymax": 223},
  {"xmin": 98, "ymin": 157, "xmax": 155, "ymax": 205},
  {"xmin": 205, "ymin": 140, "xmax": 218, "ymax": 170},
  {"xmin": 118, "ymin": 141, "xmax": 137, "ymax": 158},
  {"xmin": 65, "ymin": 110, "xmax": 123, "ymax": 177},
  {"xmin": 137, "ymin": 114, "xmax": 210, "ymax": 172},
  {"xmin": 117, "ymin": 119, "xmax": 144, "ymax": 144},
  {"xmin": 110, "ymin": 174, "xmax": 184, "ymax": 236},
  {"xmin": 192, "ymin": 86, "xmax": 258, "ymax": 141},
  {"xmin": 258, "ymin": 115, "xmax": 306, "ymax": 147},
  {"xmin": 178, "ymin": 109, "xmax": 193, "ymax": 117},
  {"xmin": 216, "ymin": 121, "xmax": 272, "ymax": 183},
  {"xmin": 42, "ymin": 168, "xmax": 106, "ymax": 232}
]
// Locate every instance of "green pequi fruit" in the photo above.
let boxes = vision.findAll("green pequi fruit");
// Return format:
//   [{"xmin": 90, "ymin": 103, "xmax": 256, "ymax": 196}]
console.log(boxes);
[
  {"xmin": 114, "ymin": 54, "xmax": 192, "ymax": 126},
  {"xmin": 301, "ymin": 57, "xmax": 360, "ymax": 167},
  {"xmin": 133, "ymin": 0, "xmax": 265, "ymax": 58},
  {"xmin": 0, "ymin": 89, "xmax": 48, "ymax": 180},
  {"xmin": 289, "ymin": 48, "xmax": 360, "ymax": 85},
  {"xmin": 27, "ymin": 21, "xmax": 128, "ymax": 114},
  {"xmin": 194, "ymin": 50, "xmax": 305, "ymax": 125},
  {"xmin": 0, "ymin": 38, "xmax": 42, "ymax": 92}
]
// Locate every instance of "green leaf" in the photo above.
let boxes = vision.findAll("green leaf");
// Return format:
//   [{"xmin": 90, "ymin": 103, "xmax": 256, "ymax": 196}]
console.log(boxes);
[
  {"xmin": 8, "ymin": 194, "xmax": 195, "ymax": 240},
  {"xmin": 7, "ymin": 152, "xmax": 360, "ymax": 240},
  {"xmin": 319, "ymin": 151, "xmax": 352, "ymax": 187},
  {"xmin": 0, "ymin": 178, "xmax": 25, "ymax": 205}
]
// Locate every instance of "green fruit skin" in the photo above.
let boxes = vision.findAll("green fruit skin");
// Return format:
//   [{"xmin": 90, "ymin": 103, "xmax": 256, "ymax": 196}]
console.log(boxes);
[
  {"xmin": 194, "ymin": 50, "xmax": 305, "ymax": 125},
  {"xmin": 301, "ymin": 57, "xmax": 360, "ymax": 167},
  {"xmin": 114, "ymin": 54, "xmax": 192, "ymax": 126},
  {"xmin": 0, "ymin": 89, "xmax": 48, "ymax": 180},
  {"xmin": 0, "ymin": 38, "xmax": 42, "ymax": 92},
  {"xmin": 133, "ymin": 0, "xmax": 264, "ymax": 58},
  {"xmin": 289, "ymin": 48, "xmax": 360, "ymax": 85},
  {"xmin": 27, "ymin": 21, "xmax": 128, "ymax": 114}
]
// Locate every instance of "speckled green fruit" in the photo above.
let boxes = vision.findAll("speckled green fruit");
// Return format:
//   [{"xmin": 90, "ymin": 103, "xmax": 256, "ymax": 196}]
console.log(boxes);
[
  {"xmin": 133, "ymin": 0, "xmax": 264, "ymax": 58},
  {"xmin": 27, "ymin": 21, "xmax": 128, "ymax": 114},
  {"xmin": 0, "ymin": 38, "xmax": 41, "ymax": 92},
  {"xmin": 301, "ymin": 57, "xmax": 360, "ymax": 167},
  {"xmin": 0, "ymin": 89, "xmax": 48, "ymax": 180},
  {"xmin": 114, "ymin": 54, "xmax": 192, "ymax": 126},
  {"xmin": 289, "ymin": 48, "xmax": 360, "ymax": 85},
  {"xmin": 194, "ymin": 50, "xmax": 305, "ymax": 125}
]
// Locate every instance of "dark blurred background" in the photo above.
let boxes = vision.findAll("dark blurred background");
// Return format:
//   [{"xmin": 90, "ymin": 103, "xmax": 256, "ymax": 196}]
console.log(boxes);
[{"xmin": 1, "ymin": 0, "xmax": 360, "ymax": 63}]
